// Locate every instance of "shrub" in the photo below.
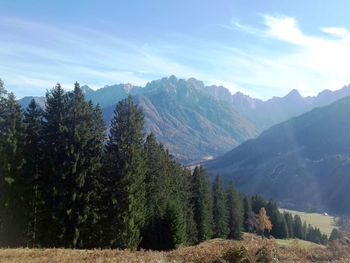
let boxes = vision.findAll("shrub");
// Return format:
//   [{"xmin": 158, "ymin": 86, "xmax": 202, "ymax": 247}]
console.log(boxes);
[
  {"xmin": 255, "ymin": 246, "xmax": 273, "ymax": 263},
  {"xmin": 221, "ymin": 246, "xmax": 252, "ymax": 263}
]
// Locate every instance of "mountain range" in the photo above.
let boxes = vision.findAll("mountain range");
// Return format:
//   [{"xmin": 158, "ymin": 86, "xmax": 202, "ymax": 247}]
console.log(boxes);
[
  {"xmin": 205, "ymin": 95, "xmax": 350, "ymax": 214},
  {"xmin": 19, "ymin": 76, "xmax": 350, "ymax": 164}
]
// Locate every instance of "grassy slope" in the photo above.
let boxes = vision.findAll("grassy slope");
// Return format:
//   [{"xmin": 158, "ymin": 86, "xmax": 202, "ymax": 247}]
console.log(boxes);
[
  {"xmin": 279, "ymin": 208, "xmax": 338, "ymax": 236},
  {"xmin": 0, "ymin": 234, "xmax": 334, "ymax": 263},
  {"xmin": 275, "ymin": 238, "xmax": 325, "ymax": 248}
]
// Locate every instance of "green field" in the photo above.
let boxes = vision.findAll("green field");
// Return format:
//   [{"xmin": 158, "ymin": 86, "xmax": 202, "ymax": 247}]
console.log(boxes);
[
  {"xmin": 276, "ymin": 238, "xmax": 325, "ymax": 248},
  {"xmin": 279, "ymin": 208, "xmax": 338, "ymax": 236}
]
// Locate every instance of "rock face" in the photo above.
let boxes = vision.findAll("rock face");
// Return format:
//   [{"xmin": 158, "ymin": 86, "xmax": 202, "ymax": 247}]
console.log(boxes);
[
  {"xmin": 205, "ymin": 95, "xmax": 350, "ymax": 214},
  {"xmin": 101, "ymin": 76, "xmax": 259, "ymax": 163}
]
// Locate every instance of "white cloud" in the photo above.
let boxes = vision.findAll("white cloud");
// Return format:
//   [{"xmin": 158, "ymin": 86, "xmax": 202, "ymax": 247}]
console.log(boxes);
[
  {"xmin": 321, "ymin": 27, "xmax": 349, "ymax": 37},
  {"xmin": 222, "ymin": 15, "xmax": 350, "ymax": 97},
  {"xmin": 3, "ymin": 15, "xmax": 350, "ymax": 99}
]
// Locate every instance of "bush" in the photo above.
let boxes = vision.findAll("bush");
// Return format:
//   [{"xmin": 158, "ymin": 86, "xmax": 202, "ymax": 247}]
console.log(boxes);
[
  {"xmin": 221, "ymin": 246, "xmax": 252, "ymax": 263},
  {"xmin": 255, "ymin": 246, "xmax": 273, "ymax": 263}
]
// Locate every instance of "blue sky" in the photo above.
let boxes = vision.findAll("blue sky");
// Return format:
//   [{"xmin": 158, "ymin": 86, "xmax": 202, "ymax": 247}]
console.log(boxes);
[{"xmin": 2, "ymin": 0, "xmax": 350, "ymax": 99}]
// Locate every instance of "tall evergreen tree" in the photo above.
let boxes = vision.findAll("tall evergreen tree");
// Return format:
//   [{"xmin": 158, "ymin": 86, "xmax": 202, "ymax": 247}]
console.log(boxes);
[
  {"xmin": 243, "ymin": 196, "xmax": 255, "ymax": 232},
  {"xmin": 162, "ymin": 200, "xmax": 187, "ymax": 250},
  {"xmin": 142, "ymin": 133, "xmax": 192, "ymax": 249},
  {"xmin": 191, "ymin": 166, "xmax": 213, "ymax": 242},
  {"xmin": 40, "ymin": 83, "xmax": 69, "ymax": 247},
  {"xmin": 265, "ymin": 201, "xmax": 288, "ymax": 239},
  {"xmin": 23, "ymin": 99, "xmax": 43, "ymax": 246},
  {"xmin": 104, "ymin": 95, "xmax": 146, "ymax": 249},
  {"xmin": 284, "ymin": 212, "xmax": 294, "ymax": 238},
  {"xmin": 226, "ymin": 181, "xmax": 243, "ymax": 240},
  {"xmin": 63, "ymin": 83, "xmax": 105, "ymax": 248},
  {"xmin": 293, "ymin": 215, "xmax": 303, "ymax": 239},
  {"xmin": 81, "ymin": 102, "xmax": 106, "ymax": 248},
  {"xmin": 212, "ymin": 176, "xmax": 228, "ymax": 238},
  {"xmin": 213, "ymin": 176, "xmax": 229, "ymax": 238},
  {"xmin": 142, "ymin": 133, "xmax": 170, "ymax": 249},
  {"xmin": 0, "ymin": 92, "xmax": 26, "ymax": 246}
]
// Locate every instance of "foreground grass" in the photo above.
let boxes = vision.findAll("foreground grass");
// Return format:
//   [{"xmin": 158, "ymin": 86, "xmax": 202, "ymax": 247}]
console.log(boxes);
[
  {"xmin": 1, "ymin": 233, "xmax": 349, "ymax": 263},
  {"xmin": 280, "ymin": 208, "xmax": 338, "ymax": 236}
]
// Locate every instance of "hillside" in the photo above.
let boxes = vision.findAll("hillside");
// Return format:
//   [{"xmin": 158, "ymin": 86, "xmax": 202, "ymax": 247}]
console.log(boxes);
[
  {"xmin": 0, "ymin": 233, "xmax": 339, "ymax": 263},
  {"xmin": 205, "ymin": 95, "xmax": 350, "ymax": 215}
]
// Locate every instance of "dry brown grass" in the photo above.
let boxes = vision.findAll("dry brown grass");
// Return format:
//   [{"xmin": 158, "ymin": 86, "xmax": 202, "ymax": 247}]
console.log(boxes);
[{"xmin": 1, "ymin": 233, "xmax": 350, "ymax": 263}]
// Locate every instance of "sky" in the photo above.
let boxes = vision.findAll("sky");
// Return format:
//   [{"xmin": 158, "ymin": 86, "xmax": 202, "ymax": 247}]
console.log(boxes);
[{"xmin": 2, "ymin": 0, "xmax": 350, "ymax": 99}]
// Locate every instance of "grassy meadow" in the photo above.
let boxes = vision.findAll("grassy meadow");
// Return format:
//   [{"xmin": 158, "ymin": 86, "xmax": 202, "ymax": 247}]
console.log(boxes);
[
  {"xmin": 1, "ymin": 233, "xmax": 348, "ymax": 263},
  {"xmin": 279, "ymin": 208, "xmax": 338, "ymax": 236}
]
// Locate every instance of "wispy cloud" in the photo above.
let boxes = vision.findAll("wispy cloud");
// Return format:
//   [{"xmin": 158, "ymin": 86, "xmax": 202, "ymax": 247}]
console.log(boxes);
[
  {"xmin": 2, "ymin": 14, "xmax": 350, "ymax": 99},
  {"xmin": 321, "ymin": 27, "xmax": 349, "ymax": 38},
  {"xmin": 221, "ymin": 14, "xmax": 350, "ymax": 97}
]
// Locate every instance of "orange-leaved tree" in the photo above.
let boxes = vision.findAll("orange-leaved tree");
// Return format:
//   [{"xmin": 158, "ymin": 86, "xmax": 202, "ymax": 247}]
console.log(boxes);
[{"xmin": 255, "ymin": 207, "xmax": 272, "ymax": 237}]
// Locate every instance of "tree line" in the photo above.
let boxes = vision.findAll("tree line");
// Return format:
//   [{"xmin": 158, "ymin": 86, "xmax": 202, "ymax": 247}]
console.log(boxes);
[{"xmin": 0, "ymin": 80, "xmax": 328, "ymax": 249}]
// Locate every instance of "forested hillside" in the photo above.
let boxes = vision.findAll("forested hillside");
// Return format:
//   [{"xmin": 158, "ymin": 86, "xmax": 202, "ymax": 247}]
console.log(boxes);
[
  {"xmin": 206, "ymin": 95, "xmax": 350, "ymax": 215},
  {"xmin": 0, "ymin": 80, "xmax": 327, "ymax": 249}
]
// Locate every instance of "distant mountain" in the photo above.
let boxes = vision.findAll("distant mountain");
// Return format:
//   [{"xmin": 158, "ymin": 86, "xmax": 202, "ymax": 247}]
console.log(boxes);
[
  {"xmin": 18, "ymin": 76, "xmax": 350, "ymax": 164},
  {"xmin": 19, "ymin": 96, "xmax": 46, "ymax": 109},
  {"xmin": 205, "ymin": 95, "xmax": 350, "ymax": 215},
  {"xmin": 102, "ymin": 76, "xmax": 259, "ymax": 163},
  {"xmin": 204, "ymin": 84, "xmax": 350, "ymax": 130},
  {"xmin": 82, "ymin": 84, "xmax": 142, "ymax": 108}
]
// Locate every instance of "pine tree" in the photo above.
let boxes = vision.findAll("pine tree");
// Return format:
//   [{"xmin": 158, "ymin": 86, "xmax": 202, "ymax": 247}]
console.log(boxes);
[
  {"xmin": 162, "ymin": 201, "xmax": 187, "ymax": 250},
  {"xmin": 191, "ymin": 166, "xmax": 213, "ymax": 242},
  {"xmin": 266, "ymin": 201, "xmax": 288, "ymax": 238},
  {"xmin": 284, "ymin": 212, "xmax": 294, "ymax": 238},
  {"xmin": 81, "ymin": 102, "xmax": 106, "ymax": 248},
  {"xmin": 212, "ymin": 176, "xmax": 229, "ymax": 238},
  {"xmin": 142, "ymin": 133, "xmax": 170, "ymax": 249},
  {"xmin": 293, "ymin": 215, "xmax": 303, "ymax": 239},
  {"xmin": 63, "ymin": 83, "xmax": 105, "ymax": 248},
  {"xmin": 243, "ymin": 196, "xmax": 255, "ymax": 232},
  {"xmin": 302, "ymin": 221, "xmax": 307, "ymax": 240},
  {"xmin": 0, "ymin": 92, "xmax": 26, "ymax": 246},
  {"xmin": 104, "ymin": 95, "xmax": 146, "ymax": 249},
  {"xmin": 40, "ymin": 83, "xmax": 69, "ymax": 247},
  {"xmin": 226, "ymin": 181, "xmax": 243, "ymax": 240},
  {"xmin": 23, "ymin": 99, "xmax": 43, "ymax": 246},
  {"xmin": 329, "ymin": 228, "xmax": 342, "ymax": 242}
]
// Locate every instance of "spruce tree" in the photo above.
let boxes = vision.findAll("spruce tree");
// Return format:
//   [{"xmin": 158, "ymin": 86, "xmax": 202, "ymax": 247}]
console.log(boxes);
[
  {"xmin": 266, "ymin": 201, "xmax": 288, "ymax": 238},
  {"xmin": 104, "ymin": 95, "xmax": 146, "ymax": 249},
  {"xmin": 329, "ymin": 228, "xmax": 342, "ymax": 242},
  {"xmin": 23, "ymin": 99, "xmax": 43, "ymax": 246},
  {"xmin": 0, "ymin": 92, "xmax": 26, "ymax": 246},
  {"xmin": 142, "ymin": 133, "xmax": 170, "ymax": 249},
  {"xmin": 284, "ymin": 212, "xmax": 294, "ymax": 238},
  {"xmin": 81, "ymin": 102, "xmax": 105, "ymax": 248},
  {"xmin": 226, "ymin": 181, "xmax": 243, "ymax": 240},
  {"xmin": 293, "ymin": 215, "xmax": 303, "ymax": 239},
  {"xmin": 191, "ymin": 166, "xmax": 213, "ymax": 242},
  {"xmin": 162, "ymin": 201, "xmax": 187, "ymax": 250},
  {"xmin": 63, "ymin": 83, "xmax": 105, "ymax": 248},
  {"xmin": 243, "ymin": 196, "xmax": 255, "ymax": 232},
  {"xmin": 212, "ymin": 176, "xmax": 228, "ymax": 238},
  {"xmin": 142, "ymin": 133, "xmax": 192, "ymax": 249},
  {"xmin": 40, "ymin": 83, "xmax": 69, "ymax": 247}
]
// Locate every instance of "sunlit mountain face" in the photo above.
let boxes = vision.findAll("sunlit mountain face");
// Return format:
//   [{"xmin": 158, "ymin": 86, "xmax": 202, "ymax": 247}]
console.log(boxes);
[
  {"xmin": 205, "ymin": 95, "xmax": 350, "ymax": 215},
  {"xmin": 19, "ymin": 76, "xmax": 350, "ymax": 164}
]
